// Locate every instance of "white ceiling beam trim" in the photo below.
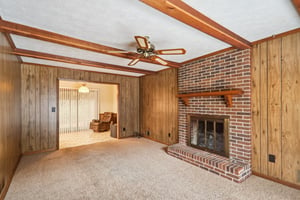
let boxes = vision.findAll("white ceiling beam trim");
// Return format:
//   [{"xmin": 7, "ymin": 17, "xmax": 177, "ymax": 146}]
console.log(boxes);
[
  {"xmin": 13, "ymin": 48, "xmax": 156, "ymax": 75},
  {"xmin": 0, "ymin": 18, "xmax": 180, "ymax": 68},
  {"xmin": 21, "ymin": 57, "xmax": 144, "ymax": 77},
  {"xmin": 10, "ymin": 34, "xmax": 169, "ymax": 72}
]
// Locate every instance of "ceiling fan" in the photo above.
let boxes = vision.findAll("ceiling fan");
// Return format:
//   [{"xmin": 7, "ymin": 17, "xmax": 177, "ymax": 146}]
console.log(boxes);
[{"xmin": 108, "ymin": 36, "xmax": 186, "ymax": 66}]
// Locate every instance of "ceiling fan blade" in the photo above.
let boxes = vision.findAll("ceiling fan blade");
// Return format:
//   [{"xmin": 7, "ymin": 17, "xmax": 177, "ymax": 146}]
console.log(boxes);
[
  {"xmin": 106, "ymin": 50, "xmax": 130, "ymax": 54},
  {"xmin": 134, "ymin": 36, "xmax": 150, "ymax": 49},
  {"xmin": 153, "ymin": 56, "xmax": 168, "ymax": 66},
  {"xmin": 155, "ymin": 48, "xmax": 186, "ymax": 55},
  {"xmin": 128, "ymin": 58, "xmax": 140, "ymax": 66}
]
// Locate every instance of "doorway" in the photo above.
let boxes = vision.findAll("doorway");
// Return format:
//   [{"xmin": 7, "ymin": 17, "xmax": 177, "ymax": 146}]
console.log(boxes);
[{"xmin": 58, "ymin": 80, "xmax": 118, "ymax": 149}]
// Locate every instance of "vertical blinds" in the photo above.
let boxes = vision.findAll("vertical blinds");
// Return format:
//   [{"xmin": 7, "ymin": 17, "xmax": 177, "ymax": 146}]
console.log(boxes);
[{"xmin": 59, "ymin": 88, "xmax": 99, "ymax": 134}]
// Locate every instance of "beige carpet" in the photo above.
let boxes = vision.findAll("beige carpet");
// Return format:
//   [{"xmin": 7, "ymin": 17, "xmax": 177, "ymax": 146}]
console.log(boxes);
[
  {"xmin": 59, "ymin": 130, "xmax": 115, "ymax": 149},
  {"xmin": 5, "ymin": 138, "xmax": 300, "ymax": 200}
]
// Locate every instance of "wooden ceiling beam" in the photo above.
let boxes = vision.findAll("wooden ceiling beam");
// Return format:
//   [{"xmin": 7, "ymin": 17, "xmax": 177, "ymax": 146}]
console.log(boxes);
[
  {"xmin": 140, "ymin": 0, "xmax": 251, "ymax": 49},
  {"xmin": 0, "ymin": 16, "xmax": 22, "ymax": 62},
  {"xmin": 293, "ymin": 0, "xmax": 300, "ymax": 15},
  {"xmin": 3, "ymin": 33, "xmax": 23, "ymax": 63},
  {"xmin": 0, "ymin": 19, "xmax": 180, "ymax": 68},
  {"xmin": 12, "ymin": 48, "xmax": 156, "ymax": 75}
]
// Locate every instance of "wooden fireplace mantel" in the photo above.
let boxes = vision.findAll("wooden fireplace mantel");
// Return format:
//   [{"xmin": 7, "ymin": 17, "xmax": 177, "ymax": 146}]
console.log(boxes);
[{"xmin": 177, "ymin": 89, "xmax": 244, "ymax": 107}]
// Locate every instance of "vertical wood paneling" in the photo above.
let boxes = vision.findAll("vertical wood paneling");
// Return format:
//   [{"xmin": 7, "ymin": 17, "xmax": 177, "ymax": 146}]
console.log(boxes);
[
  {"xmin": 40, "ymin": 67, "xmax": 49, "ymax": 150},
  {"xmin": 281, "ymin": 32, "xmax": 300, "ymax": 184},
  {"xmin": 251, "ymin": 31, "xmax": 300, "ymax": 186},
  {"xmin": 140, "ymin": 69, "xmax": 178, "ymax": 145},
  {"xmin": 251, "ymin": 44, "xmax": 261, "ymax": 172},
  {"xmin": 0, "ymin": 32, "xmax": 21, "ymax": 199},
  {"xmin": 21, "ymin": 66, "xmax": 30, "ymax": 152},
  {"xmin": 21, "ymin": 64, "xmax": 139, "ymax": 153},
  {"xmin": 170, "ymin": 68, "xmax": 177, "ymax": 144},
  {"xmin": 29, "ymin": 65, "xmax": 36, "ymax": 151},
  {"xmin": 48, "ymin": 68, "xmax": 57, "ymax": 149},
  {"xmin": 35, "ymin": 66, "xmax": 41, "ymax": 150},
  {"xmin": 58, "ymin": 68, "xmax": 73, "ymax": 79},
  {"xmin": 119, "ymin": 80, "xmax": 128, "ymax": 138},
  {"xmin": 267, "ymin": 38, "xmax": 282, "ymax": 179},
  {"xmin": 260, "ymin": 42, "xmax": 269, "ymax": 175}
]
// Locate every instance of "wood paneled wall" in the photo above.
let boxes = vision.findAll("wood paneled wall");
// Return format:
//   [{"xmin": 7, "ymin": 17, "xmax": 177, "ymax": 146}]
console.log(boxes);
[
  {"xmin": 252, "ymin": 32, "xmax": 300, "ymax": 186},
  {"xmin": 21, "ymin": 64, "xmax": 139, "ymax": 153},
  {"xmin": 0, "ymin": 33, "xmax": 21, "ymax": 199},
  {"xmin": 140, "ymin": 68, "xmax": 178, "ymax": 145}
]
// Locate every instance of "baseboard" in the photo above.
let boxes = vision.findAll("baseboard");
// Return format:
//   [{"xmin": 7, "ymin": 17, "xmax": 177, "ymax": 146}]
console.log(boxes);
[
  {"xmin": 252, "ymin": 171, "xmax": 300, "ymax": 190},
  {"xmin": 119, "ymin": 135, "xmax": 135, "ymax": 139},
  {"xmin": 0, "ymin": 154, "xmax": 22, "ymax": 200},
  {"xmin": 142, "ymin": 136, "xmax": 169, "ymax": 146},
  {"xmin": 23, "ymin": 148, "xmax": 57, "ymax": 156}
]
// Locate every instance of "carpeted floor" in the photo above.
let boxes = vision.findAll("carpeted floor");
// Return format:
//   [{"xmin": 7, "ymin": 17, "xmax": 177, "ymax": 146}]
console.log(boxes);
[
  {"xmin": 59, "ymin": 130, "xmax": 115, "ymax": 149},
  {"xmin": 5, "ymin": 138, "xmax": 300, "ymax": 200}
]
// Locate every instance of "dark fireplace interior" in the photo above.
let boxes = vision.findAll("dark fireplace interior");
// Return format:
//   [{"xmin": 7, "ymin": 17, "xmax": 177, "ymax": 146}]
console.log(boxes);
[{"xmin": 188, "ymin": 114, "xmax": 229, "ymax": 157}]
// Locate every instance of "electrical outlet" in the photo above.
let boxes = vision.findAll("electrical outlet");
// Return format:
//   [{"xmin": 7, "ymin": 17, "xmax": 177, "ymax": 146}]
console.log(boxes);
[
  {"xmin": 146, "ymin": 130, "xmax": 150, "ymax": 136},
  {"xmin": 268, "ymin": 154, "xmax": 276, "ymax": 163},
  {"xmin": 51, "ymin": 107, "xmax": 56, "ymax": 112},
  {"xmin": 134, "ymin": 132, "xmax": 140, "ymax": 138}
]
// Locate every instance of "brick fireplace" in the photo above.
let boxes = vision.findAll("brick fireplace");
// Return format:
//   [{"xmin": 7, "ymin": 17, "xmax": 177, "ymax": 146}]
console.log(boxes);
[
  {"xmin": 188, "ymin": 114, "xmax": 229, "ymax": 157},
  {"xmin": 167, "ymin": 49, "xmax": 252, "ymax": 182}
]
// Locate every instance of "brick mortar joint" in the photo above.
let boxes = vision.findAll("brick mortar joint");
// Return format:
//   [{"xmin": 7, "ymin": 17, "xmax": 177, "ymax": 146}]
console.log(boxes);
[{"xmin": 167, "ymin": 149, "xmax": 251, "ymax": 182}]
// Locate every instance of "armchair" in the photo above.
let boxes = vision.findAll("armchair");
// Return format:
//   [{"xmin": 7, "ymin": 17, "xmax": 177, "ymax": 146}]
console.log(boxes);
[{"xmin": 90, "ymin": 112, "xmax": 117, "ymax": 132}]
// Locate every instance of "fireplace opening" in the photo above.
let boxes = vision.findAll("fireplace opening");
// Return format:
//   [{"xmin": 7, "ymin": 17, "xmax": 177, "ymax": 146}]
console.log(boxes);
[{"xmin": 188, "ymin": 114, "xmax": 229, "ymax": 157}]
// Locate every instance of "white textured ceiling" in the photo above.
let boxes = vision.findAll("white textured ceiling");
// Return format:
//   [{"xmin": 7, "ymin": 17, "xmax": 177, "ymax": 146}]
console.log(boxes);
[
  {"xmin": 0, "ymin": 0, "xmax": 299, "ymax": 76},
  {"xmin": 11, "ymin": 34, "xmax": 168, "ymax": 72}
]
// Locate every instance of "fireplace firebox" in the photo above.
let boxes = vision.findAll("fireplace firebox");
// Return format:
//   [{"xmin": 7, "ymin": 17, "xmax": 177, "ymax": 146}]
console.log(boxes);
[{"xmin": 188, "ymin": 114, "xmax": 229, "ymax": 157}]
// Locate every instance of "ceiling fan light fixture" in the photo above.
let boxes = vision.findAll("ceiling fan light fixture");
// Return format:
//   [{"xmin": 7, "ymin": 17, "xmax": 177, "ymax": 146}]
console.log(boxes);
[
  {"xmin": 78, "ymin": 84, "xmax": 89, "ymax": 93},
  {"xmin": 144, "ymin": 52, "xmax": 151, "ymax": 57}
]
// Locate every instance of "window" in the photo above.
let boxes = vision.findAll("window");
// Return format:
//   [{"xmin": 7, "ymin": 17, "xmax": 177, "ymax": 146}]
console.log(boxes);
[{"xmin": 59, "ymin": 88, "xmax": 99, "ymax": 133}]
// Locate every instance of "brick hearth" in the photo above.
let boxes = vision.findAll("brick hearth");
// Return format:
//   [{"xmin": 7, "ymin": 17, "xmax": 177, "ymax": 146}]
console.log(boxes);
[
  {"xmin": 168, "ymin": 144, "xmax": 251, "ymax": 182},
  {"xmin": 168, "ymin": 49, "xmax": 252, "ymax": 182}
]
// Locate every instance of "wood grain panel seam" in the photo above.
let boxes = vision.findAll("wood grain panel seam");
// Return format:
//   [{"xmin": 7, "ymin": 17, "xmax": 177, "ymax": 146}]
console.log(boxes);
[
  {"xmin": 279, "ymin": 38, "xmax": 283, "ymax": 180},
  {"xmin": 258, "ymin": 44, "xmax": 262, "ymax": 173},
  {"xmin": 261, "ymin": 42, "xmax": 269, "ymax": 175},
  {"xmin": 266, "ymin": 40, "xmax": 270, "ymax": 177},
  {"xmin": 264, "ymin": 42, "xmax": 269, "ymax": 176}
]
